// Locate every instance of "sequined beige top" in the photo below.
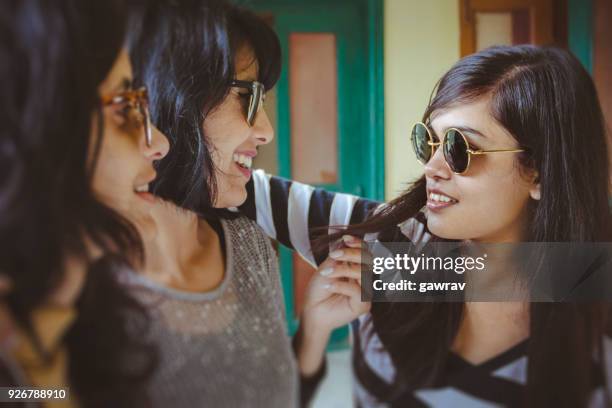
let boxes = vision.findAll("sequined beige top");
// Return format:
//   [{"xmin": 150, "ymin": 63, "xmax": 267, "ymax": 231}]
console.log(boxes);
[{"xmin": 119, "ymin": 215, "xmax": 298, "ymax": 407}]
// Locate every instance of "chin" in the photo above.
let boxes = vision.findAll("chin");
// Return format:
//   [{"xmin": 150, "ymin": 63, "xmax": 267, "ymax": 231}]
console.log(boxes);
[{"xmin": 427, "ymin": 216, "xmax": 464, "ymax": 240}]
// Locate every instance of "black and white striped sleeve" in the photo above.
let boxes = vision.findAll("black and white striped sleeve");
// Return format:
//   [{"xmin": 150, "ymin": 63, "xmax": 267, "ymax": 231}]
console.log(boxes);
[{"xmin": 239, "ymin": 169, "xmax": 381, "ymax": 267}]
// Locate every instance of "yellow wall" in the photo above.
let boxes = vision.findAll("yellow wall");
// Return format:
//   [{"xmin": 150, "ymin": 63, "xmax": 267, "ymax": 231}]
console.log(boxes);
[{"xmin": 384, "ymin": 0, "xmax": 461, "ymax": 200}]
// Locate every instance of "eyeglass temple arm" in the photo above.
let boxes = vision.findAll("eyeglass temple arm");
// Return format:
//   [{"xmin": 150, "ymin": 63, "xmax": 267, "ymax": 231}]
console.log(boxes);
[
  {"xmin": 100, "ymin": 88, "xmax": 147, "ymax": 106},
  {"xmin": 468, "ymin": 148, "xmax": 525, "ymax": 155},
  {"xmin": 100, "ymin": 94, "xmax": 123, "ymax": 106},
  {"xmin": 428, "ymin": 141, "xmax": 524, "ymax": 155}
]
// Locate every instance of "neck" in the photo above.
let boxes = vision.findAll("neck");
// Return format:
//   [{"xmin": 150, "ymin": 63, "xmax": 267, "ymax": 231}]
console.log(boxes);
[
  {"xmin": 144, "ymin": 200, "xmax": 206, "ymax": 279},
  {"xmin": 462, "ymin": 242, "xmax": 529, "ymax": 300},
  {"xmin": 453, "ymin": 301, "xmax": 530, "ymax": 364},
  {"xmin": 140, "ymin": 200, "xmax": 225, "ymax": 293},
  {"xmin": 474, "ymin": 205, "xmax": 531, "ymax": 244}
]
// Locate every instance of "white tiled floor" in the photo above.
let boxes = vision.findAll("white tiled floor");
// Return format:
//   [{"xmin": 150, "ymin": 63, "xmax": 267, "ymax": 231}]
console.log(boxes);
[{"xmin": 311, "ymin": 350, "xmax": 353, "ymax": 408}]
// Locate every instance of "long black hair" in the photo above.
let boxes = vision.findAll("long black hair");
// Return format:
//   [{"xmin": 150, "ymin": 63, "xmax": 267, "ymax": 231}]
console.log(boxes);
[
  {"xmin": 129, "ymin": 0, "xmax": 281, "ymax": 215},
  {"xmin": 0, "ymin": 1, "xmax": 156, "ymax": 406},
  {"xmin": 327, "ymin": 45, "xmax": 611, "ymax": 406}
]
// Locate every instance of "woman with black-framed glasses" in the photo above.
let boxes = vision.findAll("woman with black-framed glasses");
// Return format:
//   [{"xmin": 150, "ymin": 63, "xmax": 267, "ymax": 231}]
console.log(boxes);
[
  {"xmin": 122, "ymin": 2, "xmax": 302, "ymax": 407},
  {"xmin": 229, "ymin": 79, "xmax": 266, "ymax": 126}
]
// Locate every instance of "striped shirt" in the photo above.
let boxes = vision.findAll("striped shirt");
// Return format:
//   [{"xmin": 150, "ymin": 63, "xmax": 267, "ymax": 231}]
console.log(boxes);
[{"xmin": 239, "ymin": 169, "xmax": 612, "ymax": 407}]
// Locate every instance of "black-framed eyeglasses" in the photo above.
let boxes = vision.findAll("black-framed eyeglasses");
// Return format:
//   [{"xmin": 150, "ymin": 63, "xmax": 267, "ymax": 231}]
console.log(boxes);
[
  {"xmin": 230, "ymin": 80, "xmax": 265, "ymax": 127},
  {"xmin": 100, "ymin": 87, "xmax": 152, "ymax": 147}
]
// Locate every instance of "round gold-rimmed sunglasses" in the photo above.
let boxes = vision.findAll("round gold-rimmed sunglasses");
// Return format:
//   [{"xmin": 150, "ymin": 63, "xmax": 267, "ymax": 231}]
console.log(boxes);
[
  {"xmin": 410, "ymin": 122, "xmax": 525, "ymax": 174},
  {"xmin": 100, "ymin": 87, "xmax": 152, "ymax": 147}
]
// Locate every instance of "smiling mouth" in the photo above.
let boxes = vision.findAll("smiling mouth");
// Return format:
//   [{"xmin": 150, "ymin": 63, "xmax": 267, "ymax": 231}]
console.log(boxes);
[
  {"xmin": 428, "ymin": 192, "xmax": 458, "ymax": 204},
  {"xmin": 134, "ymin": 183, "xmax": 155, "ymax": 203},
  {"xmin": 134, "ymin": 184, "xmax": 149, "ymax": 193},
  {"xmin": 426, "ymin": 191, "xmax": 459, "ymax": 211},
  {"xmin": 233, "ymin": 153, "xmax": 253, "ymax": 171}
]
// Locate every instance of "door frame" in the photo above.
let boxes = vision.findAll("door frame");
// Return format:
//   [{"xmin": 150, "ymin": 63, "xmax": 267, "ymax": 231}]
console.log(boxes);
[{"xmin": 243, "ymin": 0, "xmax": 385, "ymax": 338}]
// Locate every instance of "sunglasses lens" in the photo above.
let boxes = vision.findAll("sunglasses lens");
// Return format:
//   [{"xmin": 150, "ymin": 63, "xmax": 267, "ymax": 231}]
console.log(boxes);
[
  {"xmin": 247, "ymin": 83, "xmax": 264, "ymax": 126},
  {"xmin": 443, "ymin": 129, "xmax": 469, "ymax": 173},
  {"xmin": 411, "ymin": 123, "xmax": 432, "ymax": 164},
  {"xmin": 141, "ymin": 104, "xmax": 152, "ymax": 147}
]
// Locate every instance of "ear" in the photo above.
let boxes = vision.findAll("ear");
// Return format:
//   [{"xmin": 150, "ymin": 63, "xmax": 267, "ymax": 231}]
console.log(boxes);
[{"xmin": 529, "ymin": 173, "xmax": 541, "ymax": 201}]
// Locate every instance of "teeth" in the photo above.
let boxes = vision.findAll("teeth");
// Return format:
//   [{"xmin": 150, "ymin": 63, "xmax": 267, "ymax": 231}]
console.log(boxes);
[
  {"xmin": 135, "ymin": 184, "xmax": 149, "ymax": 193},
  {"xmin": 233, "ymin": 153, "xmax": 252, "ymax": 170},
  {"xmin": 429, "ymin": 192, "xmax": 455, "ymax": 203}
]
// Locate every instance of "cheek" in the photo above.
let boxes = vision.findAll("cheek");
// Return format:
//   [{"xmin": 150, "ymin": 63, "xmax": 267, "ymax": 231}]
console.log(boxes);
[
  {"xmin": 205, "ymin": 119, "xmax": 250, "ymax": 169},
  {"xmin": 428, "ymin": 159, "xmax": 532, "ymax": 240},
  {"xmin": 92, "ymin": 155, "xmax": 125, "ymax": 209},
  {"xmin": 90, "ymin": 133, "xmax": 137, "ymax": 209},
  {"xmin": 469, "ymin": 175, "xmax": 529, "ymax": 221}
]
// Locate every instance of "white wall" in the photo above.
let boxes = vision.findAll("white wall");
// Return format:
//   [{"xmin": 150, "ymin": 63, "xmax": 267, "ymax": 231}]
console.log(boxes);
[{"xmin": 384, "ymin": 0, "xmax": 461, "ymax": 199}]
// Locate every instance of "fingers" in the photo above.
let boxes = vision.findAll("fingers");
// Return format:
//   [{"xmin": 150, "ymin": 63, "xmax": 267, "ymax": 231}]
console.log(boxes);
[
  {"xmin": 341, "ymin": 235, "xmax": 362, "ymax": 248},
  {"xmin": 319, "ymin": 262, "xmax": 361, "ymax": 281},
  {"xmin": 329, "ymin": 247, "xmax": 362, "ymax": 264},
  {"xmin": 328, "ymin": 247, "xmax": 373, "ymax": 271},
  {"xmin": 324, "ymin": 280, "xmax": 361, "ymax": 298},
  {"xmin": 318, "ymin": 256, "xmax": 336, "ymax": 270},
  {"xmin": 315, "ymin": 236, "xmax": 373, "ymax": 284}
]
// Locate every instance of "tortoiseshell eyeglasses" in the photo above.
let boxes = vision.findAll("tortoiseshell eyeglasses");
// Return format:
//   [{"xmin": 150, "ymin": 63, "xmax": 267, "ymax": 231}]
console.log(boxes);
[{"xmin": 100, "ymin": 87, "xmax": 152, "ymax": 147}]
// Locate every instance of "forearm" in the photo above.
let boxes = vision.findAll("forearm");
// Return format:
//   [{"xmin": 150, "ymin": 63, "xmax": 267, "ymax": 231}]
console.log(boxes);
[
  {"xmin": 240, "ymin": 170, "xmax": 381, "ymax": 267},
  {"xmin": 294, "ymin": 317, "xmax": 331, "ymax": 377}
]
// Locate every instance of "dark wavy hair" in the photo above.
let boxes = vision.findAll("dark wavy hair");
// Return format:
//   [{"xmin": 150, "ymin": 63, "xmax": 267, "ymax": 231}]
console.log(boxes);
[
  {"xmin": 0, "ymin": 0, "xmax": 156, "ymax": 406},
  {"xmin": 326, "ymin": 45, "xmax": 611, "ymax": 407},
  {"xmin": 129, "ymin": 0, "xmax": 281, "ymax": 216}
]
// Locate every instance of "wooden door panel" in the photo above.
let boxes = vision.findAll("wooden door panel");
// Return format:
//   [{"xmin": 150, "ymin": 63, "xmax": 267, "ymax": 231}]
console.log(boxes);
[{"xmin": 460, "ymin": 0, "xmax": 555, "ymax": 56}]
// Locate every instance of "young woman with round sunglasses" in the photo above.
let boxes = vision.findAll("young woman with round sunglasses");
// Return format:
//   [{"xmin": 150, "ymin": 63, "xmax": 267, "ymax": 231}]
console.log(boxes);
[
  {"xmin": 0, "ymin": 1, "xmax": 170, "ymax": 406},
  {"xmin": 240, "ymin": 45, "xmax": 612, "ymax": 407}
]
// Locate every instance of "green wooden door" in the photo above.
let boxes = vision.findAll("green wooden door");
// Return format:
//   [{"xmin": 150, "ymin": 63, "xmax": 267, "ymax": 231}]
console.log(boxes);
[
  {"xmin": 245, "ymin": 0, "xmax": 384, "ymax": 347},
  {"xmin": 568, "ymin": 0, "xmax": 593, "ymax": 73}
]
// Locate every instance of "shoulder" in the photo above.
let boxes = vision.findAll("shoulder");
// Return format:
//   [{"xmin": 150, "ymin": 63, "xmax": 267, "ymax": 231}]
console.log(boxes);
[
  {"xmin": 222, "ymin": 214, "xmax": 273, "ymax": 244},
  {"xmin": 221, "ymin": 215, "xmax": 278, "ymax": 271}
]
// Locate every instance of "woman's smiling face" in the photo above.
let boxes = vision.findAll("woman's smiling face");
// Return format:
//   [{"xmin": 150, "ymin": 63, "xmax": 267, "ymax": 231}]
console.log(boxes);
[
  {"xmin": 423, "ymin": 96, "xmax": 540, "ymax": 243},
  {"xmin": 204, "ymin": 45, "xmax": 274, "ymax": 208},
  {"xmin": 92, "ymin": 49, "xmax": 170, "ymax": 241}
]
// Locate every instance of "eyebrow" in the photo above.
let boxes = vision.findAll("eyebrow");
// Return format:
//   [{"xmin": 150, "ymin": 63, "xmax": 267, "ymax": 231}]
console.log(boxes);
[
  {"xmin": 451, "ymin": 126, "xmax": 487, "ymax": 139},
  {"xmin": 236, "ymin": 75, "xmax": 258, "ymax": 82},
  {"xmin": 111, "ymin": 77, "xmax": 132, "ymax": 93}
]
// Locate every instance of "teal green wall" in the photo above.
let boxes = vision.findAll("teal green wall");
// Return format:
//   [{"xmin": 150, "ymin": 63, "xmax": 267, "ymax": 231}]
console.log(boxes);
[{"xmin": 568, "ymin": 0, "xmax": 593, "ymax": 73}]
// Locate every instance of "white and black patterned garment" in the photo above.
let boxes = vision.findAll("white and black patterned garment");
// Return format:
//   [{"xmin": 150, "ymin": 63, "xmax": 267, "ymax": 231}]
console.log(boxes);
[
  {"xmin": 119, "ymin": 216, "xmax": 298, "ymax": 408},
  {"xmin": 239, "ymin": 169, "xmax": 612, "ymax": 407}
]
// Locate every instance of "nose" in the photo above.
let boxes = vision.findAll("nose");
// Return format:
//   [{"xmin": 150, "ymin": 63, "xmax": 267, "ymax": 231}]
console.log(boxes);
[
  {"xmin": 424, "ymin": 145, "xmax": 451, "ymax": 180},
  {"xmin": 251, "ymin": 108, "xmax": 274, "ymax": 146},
  {"xmin": 143, "ymin": 125, "xmax": 170, "ymax": 160}
]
